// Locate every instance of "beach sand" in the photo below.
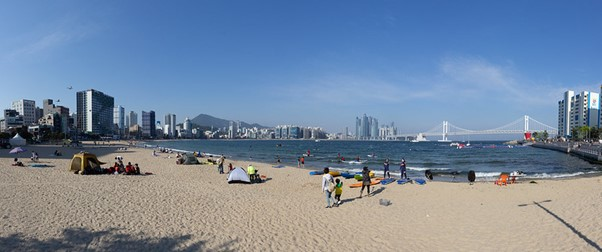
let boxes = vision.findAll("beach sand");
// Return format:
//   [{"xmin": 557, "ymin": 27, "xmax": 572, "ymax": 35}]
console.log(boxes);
[{"xmin": 1, "ymin": 143, "xmax": 601, "ymax": 251}]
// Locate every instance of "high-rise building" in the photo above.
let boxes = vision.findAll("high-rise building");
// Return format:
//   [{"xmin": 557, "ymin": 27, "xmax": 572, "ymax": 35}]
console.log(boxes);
[
  {"xmin": 113, "ymin": 106, "xmax": 125, "ymax": 136},
  {"xmin": 164, "ymin": 113, "xmax": 176, "ymax": 138},
  {"xmin": 129, "ymin": 111, "xmax": 138, "ymax": 127},
  {"xmin": 356, "ymin": 114, "xmax": 378, "ymax": 140},
  {"xmin": 76, "ymin": 89, "xmax": 115, "ymax": 135},
  {"xmin": 11, "ymin": 99, "xmax": 36, "ymax": 125},
  {"xmin": 228, "ymin": 121, "xmax": 239, "ymax": 139},
  {"xmin": 558, "ymin": 90, "xmax": 600, "ymax": 137},
  {"xmin": 141, "ymin": 111, "xmax": 156, "ymax": 138},
  {"xmin": 370, "ymin": 117, "xmax": 379, "ymax": 140}
]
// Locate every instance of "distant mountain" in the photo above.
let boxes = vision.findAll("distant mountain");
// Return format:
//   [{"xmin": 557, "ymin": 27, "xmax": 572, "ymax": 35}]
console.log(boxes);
[{"xmin": 190, "ymin": 114, "xmax": 270, "ymax": 129}]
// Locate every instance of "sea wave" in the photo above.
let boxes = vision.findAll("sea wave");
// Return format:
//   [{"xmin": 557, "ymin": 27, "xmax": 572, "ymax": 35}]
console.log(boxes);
[
  {"xmin": 475, "ymin": 172, "xmax": 502, "ymax": 178},
  {"xmin": 408, "ymin": 167, "xmax": 450, "ymax": 171},
  {"xmin": 525, "ymin": 171, "xmax": 599, "ymax": 179}
]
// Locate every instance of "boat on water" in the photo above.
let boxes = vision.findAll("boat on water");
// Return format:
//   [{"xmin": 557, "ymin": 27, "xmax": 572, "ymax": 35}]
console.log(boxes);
[{"xmin": 410, "ymin": 133, "xmax": 429, "ymax": 142}]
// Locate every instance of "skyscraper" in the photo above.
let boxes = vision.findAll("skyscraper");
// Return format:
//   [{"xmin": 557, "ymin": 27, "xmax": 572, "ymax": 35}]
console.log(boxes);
[
  {"xmin": 76, "ymin": 89, "xmax": 115, "ymax": 135},
  {"xmin": 113, "ymin": 106, "xmax": 125, "ymax": 136},
  {"xmin": 11, "ymin": 99, "xmax": 36, "ymax": 125},
  {"xmin": 142, "ymin": 111, "xmax": 156, "ymax": 138},
  {"xmin": 129, "ymin": 111, "xmax": 138, "ymax": 127},
  {"xmin": 164, "ymin": 113, "xmax": 176, "ymax": 138}
]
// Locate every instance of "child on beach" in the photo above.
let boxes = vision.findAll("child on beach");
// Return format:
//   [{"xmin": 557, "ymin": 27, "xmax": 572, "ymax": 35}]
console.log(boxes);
[{"xmin": 334, "ymin": 178, "xmax": 343, "ymax": 206}]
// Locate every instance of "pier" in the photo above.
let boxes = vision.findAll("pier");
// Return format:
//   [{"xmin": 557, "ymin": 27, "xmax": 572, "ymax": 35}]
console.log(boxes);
[{"xmin": 532, "ymin": 142, "xmax": 602, "ymax": 164}]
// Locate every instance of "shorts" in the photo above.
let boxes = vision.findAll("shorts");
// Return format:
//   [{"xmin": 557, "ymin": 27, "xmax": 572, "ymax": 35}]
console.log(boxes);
[{"xmin": 362, "ymin": 180, "xmax": 371, "ymax": 186}]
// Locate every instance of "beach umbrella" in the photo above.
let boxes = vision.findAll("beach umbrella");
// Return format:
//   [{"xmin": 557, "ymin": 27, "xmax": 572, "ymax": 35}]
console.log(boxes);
[{"xmin": 9, "ymin": 147, "xmax": 27, "ymax": 154}]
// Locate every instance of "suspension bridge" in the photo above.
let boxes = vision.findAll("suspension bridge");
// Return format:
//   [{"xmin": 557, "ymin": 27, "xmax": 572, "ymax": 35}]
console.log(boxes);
[{"xmin": 392, "ymin": 115, "xmax": 558, "ymax": 141}]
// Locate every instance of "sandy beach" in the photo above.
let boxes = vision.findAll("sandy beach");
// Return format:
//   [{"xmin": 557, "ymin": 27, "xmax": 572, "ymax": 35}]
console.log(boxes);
[{"xmin": 1, "ymin": 142, "xmax": 601, "ymax": 251}]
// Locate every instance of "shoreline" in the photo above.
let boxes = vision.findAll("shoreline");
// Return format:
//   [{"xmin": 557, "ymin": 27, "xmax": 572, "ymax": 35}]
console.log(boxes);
[{"xmin": 140, "ymin": 140, "xmax": 602, "ymax": 182}]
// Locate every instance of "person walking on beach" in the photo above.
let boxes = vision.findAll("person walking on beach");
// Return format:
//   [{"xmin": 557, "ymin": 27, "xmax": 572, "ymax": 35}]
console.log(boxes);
[
  {"xmin": 383, "ymin": 158, "xmax": 390, "ymax": 179},
  {"xmin": 359, "ymin": 166, "xmax": 371, "ymax": 198},
  {"xmin": 322, "ymin": 167, "xmax": 335, "ymax": 208},
  {"xmin": 334, "ymin": 178, "xmax": 343, "ymax": 206},
  {"xmin": 297, "ymin": 157, "xmax": 301, "ymax": 168},
  {"xmin": 400, "ymin": 158, "xmax": 407, "ymax": 179},
  {"xmin": 300, "ymin": 156, "xmax": 305, "ymax": 168},
  {"xmin": 217, "ymin": 155, "xmax": 225, "ymax": 174}
]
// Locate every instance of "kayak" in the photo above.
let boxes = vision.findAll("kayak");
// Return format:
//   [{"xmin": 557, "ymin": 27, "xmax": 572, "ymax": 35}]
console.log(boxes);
[
  {"xmin": 349, "ymin": 178, "xmax": 382, "ymax": 188},
  {"xmin": 354, "ymin": 171, "xmax": 375, "ymax": 181},
  {"xmin": 341, "ymin": 172, "xmax": 355, "ymax": 179},
  {"xmin": 329, "ymin": 171, "xmax": 341, "ymax": 177}
]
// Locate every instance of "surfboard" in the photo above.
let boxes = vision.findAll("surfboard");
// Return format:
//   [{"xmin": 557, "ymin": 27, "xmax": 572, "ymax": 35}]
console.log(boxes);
[
  {"xmin": 414, "ymin": 178, "xmax": 426, "ymax": 185},
  {"xmin": 329, "ymin": 171, "xmax": 341, "ymax": 177},
  {"xmin": 272, "ymin": 165, "xmax": 285, "ymax": 168},
  {"xmin": 349, "ymin": 178, "xmax": 383, "ymax": 188},
  {"xmin": 397, "ymin": 178, "xmax": 411, "ymax": 185},
  {"xmin": 380, "ymin": 178, "xmax": 396, "ymax": 185},
  {"xmin": 309, "ymin": 170, "xmax": 324, "ymax": 175}
]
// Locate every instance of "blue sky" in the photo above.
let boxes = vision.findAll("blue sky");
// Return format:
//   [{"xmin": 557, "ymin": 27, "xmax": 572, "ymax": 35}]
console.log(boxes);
[{"xmin": 1, "ymin": 0, "xmax": 601, "ymax": 134}]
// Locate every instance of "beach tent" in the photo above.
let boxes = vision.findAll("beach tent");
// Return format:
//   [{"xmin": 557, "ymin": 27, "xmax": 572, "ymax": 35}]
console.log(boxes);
[
  {"xmin": 69, "ymin": 152, "xmax": 106, "ymax": 174},
  {"xmin": 9, "ymin": 133, "xmax": 26, "ymax": 146},
  {"xmin": 178, "ymin": 153, "xmax": 200, "ymax": 165},
  {"xmin": 227, "ymin": 167, "xmax": 251, "ymax": 184}
]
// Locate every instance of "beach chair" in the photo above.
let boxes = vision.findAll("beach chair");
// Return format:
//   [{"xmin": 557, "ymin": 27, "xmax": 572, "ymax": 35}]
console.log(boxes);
[{"xmin": 495, "ymin": 173, "xmax": 509, "ymax": 186}]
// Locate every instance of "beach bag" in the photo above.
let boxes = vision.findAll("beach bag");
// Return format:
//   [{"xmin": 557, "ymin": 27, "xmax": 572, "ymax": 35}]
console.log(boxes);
[{"xmin": 328, "ymin": 180, "xmax": 335, "ymax": 192}]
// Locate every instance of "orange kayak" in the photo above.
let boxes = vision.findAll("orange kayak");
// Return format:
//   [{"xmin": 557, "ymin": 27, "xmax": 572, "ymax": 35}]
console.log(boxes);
[{"xmin": 349, "ymin": 178, "xmax": 382, "ymax": 188}]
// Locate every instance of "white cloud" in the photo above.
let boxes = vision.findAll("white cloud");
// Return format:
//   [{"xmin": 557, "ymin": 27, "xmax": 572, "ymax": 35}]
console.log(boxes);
[{"xmin": 3, "ymin": 19, "xmax": 97, "ymax": 61}]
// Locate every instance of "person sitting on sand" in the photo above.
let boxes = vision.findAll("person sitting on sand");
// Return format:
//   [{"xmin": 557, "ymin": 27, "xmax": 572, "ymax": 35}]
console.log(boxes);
[
  {"xmin": 247, "ymin": 164, "xmax": 258, "ymax": 181},
  {"xmin": 134, "ymin": 163, "xmax": 141, "ymax": 175},
  {"xmin": 125, "ymin": 162, "xmax": 135, "ymax": 175},
  {"xmin": 228, "ymin": 163, "xmax": 233, "ymax": 173},
  {"xmin": 13, "ymin": 158, "xmax": 24, "ymax": 167},
  {"xmin": 31, "ymin": 151, "xmax": 39, "ymax": 162}
]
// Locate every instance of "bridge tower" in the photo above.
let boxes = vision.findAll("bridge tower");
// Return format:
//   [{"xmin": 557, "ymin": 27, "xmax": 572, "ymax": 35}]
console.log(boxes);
[
  {"xmin": 523, "ymin": 115, "xmax": 531, "ymax": 140},
  {"xmin": 439, "ymin": 121, "xmax": 450, "ymax": 142}
]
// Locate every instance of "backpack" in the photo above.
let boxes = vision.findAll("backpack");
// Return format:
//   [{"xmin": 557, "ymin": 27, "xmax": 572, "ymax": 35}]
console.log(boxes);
[{"xmin": 327, "ymin": 179, "xmax": 336, "ymax": 192}]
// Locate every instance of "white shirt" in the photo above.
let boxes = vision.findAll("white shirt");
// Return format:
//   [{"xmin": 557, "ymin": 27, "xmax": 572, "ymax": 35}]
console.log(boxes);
[{"xmin": 322, "ymin": 173, "xmax": 334, "ymax": 192}]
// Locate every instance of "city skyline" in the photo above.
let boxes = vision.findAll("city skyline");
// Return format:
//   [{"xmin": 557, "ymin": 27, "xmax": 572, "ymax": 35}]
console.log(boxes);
[{"xmin": 1, "ymin": 1, "xmax": 601, "ymax": 133}]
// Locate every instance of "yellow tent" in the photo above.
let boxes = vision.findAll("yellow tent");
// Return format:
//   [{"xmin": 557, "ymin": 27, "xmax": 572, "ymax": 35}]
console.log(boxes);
[{"xmin": 69, "ymin": 152, "xmax": 106, "ymax": 174}]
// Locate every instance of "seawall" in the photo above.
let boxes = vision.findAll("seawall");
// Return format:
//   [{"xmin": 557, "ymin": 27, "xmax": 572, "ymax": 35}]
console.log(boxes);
[{"xmin": 532, "ymin": 142, "xmax": 602, "ymax": 164}]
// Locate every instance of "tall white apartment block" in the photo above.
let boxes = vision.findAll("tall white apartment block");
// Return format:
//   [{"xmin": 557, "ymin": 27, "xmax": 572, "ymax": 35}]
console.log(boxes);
[
  {"xmin": 558, "ymin": 90, "xmax": 600, "ymax": 137},
  {"xmin": 11, "ymin": 99, "xmax": 36, "ymax": 125}
]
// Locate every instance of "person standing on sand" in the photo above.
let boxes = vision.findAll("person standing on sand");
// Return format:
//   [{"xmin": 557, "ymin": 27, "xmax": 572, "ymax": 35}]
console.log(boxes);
[
  {"xmin": 383, "ymin": 158, "xmax": 390, "ymax": 179},
  {"xmin": 359, "ymin": 166, "xmax": 371, "ymax": 198},
  {"xmin": 400, "ymin": 158, "xmax": 407, "ymax": 179},
  {"xmin": 217, "ymin": 155, "xmax": 225, "ymax": 174},
  {"xmin": 297, "ymin": 157, "xmax": 301, "ymax": 168},
  {"xmin": 300, "ymin": 156, "xmax": 305, "ymax": 168},
  {"xmin": 322, "ymin": 167, "xmax": 335, "ymax": 208}
]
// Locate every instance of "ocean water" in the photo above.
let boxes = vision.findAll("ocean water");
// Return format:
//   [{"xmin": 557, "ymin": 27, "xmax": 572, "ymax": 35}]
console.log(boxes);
[{"xmin": 142, "ymin": 140, "xmax": 601, "ymax": 182}]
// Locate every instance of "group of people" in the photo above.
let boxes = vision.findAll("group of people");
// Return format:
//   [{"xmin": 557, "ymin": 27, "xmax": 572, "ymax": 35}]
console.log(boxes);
[
  {"xmin": 110, "ymin": 157, "xmax": 141, "ymax": 175},
  {"xmin": 383, "ymin": 158, "xmax": 407, "ymax": 179},
  {"xmin": 322, "ymin": 157, "xmax": 409, "ymax": 208},
  {"xmin": 321, "ymin": 167, "xmax": 345, "ymax": 208}
]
